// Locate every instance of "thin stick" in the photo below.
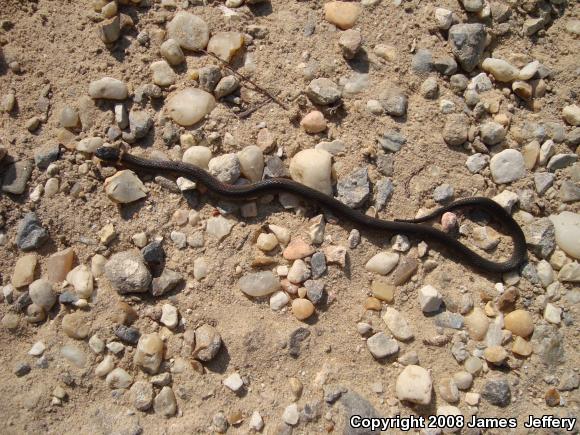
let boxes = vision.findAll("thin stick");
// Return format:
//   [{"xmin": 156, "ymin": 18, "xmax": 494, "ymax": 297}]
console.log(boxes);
[{"xmin": 200, "ymin": 49, "xmax": 289, "ymax": 110}]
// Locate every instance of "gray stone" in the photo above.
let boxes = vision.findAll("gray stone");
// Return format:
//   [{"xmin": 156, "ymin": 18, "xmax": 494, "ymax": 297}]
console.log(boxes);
[
  {"xmin": 306, "ymin": 78, "xmax": 341, "ymax": 105},
  {"xmin": 16, "ymin": 213, "xmax": 48, "ymax": 251},
  {"xmin": 376, "ymin": 154, "xmax": 394, "ymax": 176},
  {"xmin": 411, "ymin": 49, "xmax": 432, "ymax": 74},
  {"xmin": 366, "ymin": 332, "xmax": 399, "ymax": 359},
  {"xmin": 433, "ymin": 184, "xmax": 454, "ymax": 203},
  {"xmin": 434, "ymin": 312, "xmax": 464, "ymax": 330},
  {"xmin": 288, "ymin": 327, "xmax": 310, "ymax": 357},
  {"xmin": 340, "ymin": 392, "xmax": 381, "ymax": 435},
  {"xmin": 199, "ymin": 66, "xmax": 222, "ymax": 92},
  {"xmin": 490, "ymin": 149, "xmax": 526, "ymax": 184},
  {"xmin": 336, "ymin": 168, "xmax": 370, "ymax": 208},
  {"xmin": 443, "ymin": 114, "xmax": 468, "ymax": 146},
  {"xmin": 153, "ymin": 386, "xmax": 177, "ymax": 416},
  {"xmin": 482, "ymin": 378, "xmax": 511, "ymax": 407},
  {"xmin": 141, "ymin": 241, "xmax": 165, "ymax": 266},
  {"xmin": 450, "ymin": 74, "xmax": 469, "ymax": 93},
  {"xmin": 448, "ymin": 23, "xmax": 487, "ymax": 72},
  {"xmin": 547, "ymin": 154, "xmax": 577, "ymax": 171},
  {"xmin": 466, "ymin": 153, "xmax": 489, "ymax": 173},
  {"xmin": 560, "ymin": 181, "xmax": 580, "ymax": 203},
  {"xmin": 214, "ymin": 75, "xmax": 239, "ymax": 99},
  {"xmin": 558, "ymin": 372, "xmax": 579, "ymax": 392},
  {"xmin": 434, "ymin": 57, "xmax": 457, "ymax": 75},
  {"xmin": 104, "ymin": 251, "xmax": 152, "ymax": 294},
  {"xmin": 130, "ymin": 381, "xmax": 153, "ymax": 411},
  {"xmin": 461, "ymin": 0, "xmax": 484, "ymax": 12},
  {"xmin": 34, "ymin": 145, "xmax": 60, "ymax": 170},
  {"xmin": 420, "ymin": 77, "xmax": 439, "ymax": 99},
  {"xmin": 2, "ymin": 160, "xmax": 33, "ymax": 194},
  {"xmin": 310, "ymin": 252, "xmax": 327, "ymax": 279},
  {"xmin": 523, "ymin": 218, "xmax": 555, "ymax": 259},
  {"xmin": 374, "ymin": 177, "xmax": 394, "ymax": 210},
  {"xmin": 566, "ymin": 128, "xmax": 580, "ymax": 146},
  {"xmin": 532, "ymin": 324, "xmax": 565, "ymax": 366},
  {"xmin": 534, "ymin": 172, "xmax": 555, "ymax": 195},
  {"xmin": 521, "ymin": 261, "xmax": 541, "ymax": 286},
  {"xmin": 305, "ymin": 280, "xmax": 325, "ymax": 305},
  {"xmin": 129, "ymin": 110, "xmax": 153, "ymax": 139},
  {"xmin": 151, "ymin": 268, "xmax": 183, "ymax": 296},
  {"xmin": 378, "ymin": 131, "xmax": 406, "ymax": 152},
  {"xmin": 263, "ymin": 155, "xmax": 290, "ymax": 179},
  {"xmin": 115, "ymin": 325, "xmax": 140, "ymax": 344},
  {"xmin": 14, "ymin": 362, "xmax": 31, "ymax": 377},
  {"xmin": 480, "ymin": 122, "xmax": 506, "ymax": 146},
  {"xmin": 379, "ymin": 88, "xmax": 408, "ymax": 117},
  {"xmin": 193, "ymin": 324, "xmax": 222, "ymax": 362}
]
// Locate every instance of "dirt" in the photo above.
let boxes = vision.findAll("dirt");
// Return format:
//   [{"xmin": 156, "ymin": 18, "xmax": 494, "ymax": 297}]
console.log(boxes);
[{"xmin": 0, "ymin": 0, "xmax": 579, "ymax": 434}]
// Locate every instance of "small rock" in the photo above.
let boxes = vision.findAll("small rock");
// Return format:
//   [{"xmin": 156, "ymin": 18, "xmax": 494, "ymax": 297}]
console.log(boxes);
[
  {"xmin": 490, "ymin": 149, "xmax": 526, "ymax": 184},
  {"xmin": 418, "ymin": 285, "xmax": 442, "ymax": 313},
  {"xmin": 104, "ymin": 170, "xmax": 148, "ymax": 203},
  {"xmin": 324, "ymin": 1, "xmax": 361, "ymax": 30},
  {"xmin": 336, "ymin": 167, "xmax": 369, "ymax": 208},
  {"xmin": 2, "ymin": 160, "xmax": 33, "ymax": 195},
  {"xmin": 130, "ymin": 381, "xmax": 153, "ymax": 411},
  {"xmin": 160, "ymin": 38, "xmax": 185, "ymax": 65},
  {"xmin": 306, "ymin": 78, "xmax": 341, "ymax": 106},
  {"xmin": 151, "ymin": 269, "xmax": 183, "ymax": 296},
  {"xmin": 28, "ymin": 279, "xmax": 56, "ymax": 311},
  {"xmin": 379, "ymin": 87, "xmax": 407, "ymax": 117},
  {"xmin": 239, "ymin": 271, "xmax": 280, "ymax": 297},
  {"xmin": 193, "ymin": 324, "xmax": 222, "ymax": 361},
  {"xmin": 482, "ymin": 58, "xmax": 519, "ymax": 82},
  {"xmin": 366, "ymin": 332, "xmax": 399, "ymax": 359},
  {"xmin": 150, "ymin": 60, "xmax": 176, "ymax": 87},
  {"xmin": 481, "ymin": 122, "xmax": 506, "ymax": 146},
  {"xmin": 88, "ymin": 77, "xmax": 128, "ymax": 100},
  {"xmin": 166, "ymin": 12, "xmax": 209, "ymax": 51},
  {"xmin": 12, "ymin": 254, "xmax": 38, "ymax": 288},
  {"xmin": 300, "ymin": 111, "xmax": 327, "ymax": 134},
  {"xmin": 338, "ymin": 29, "xmax": 362, "ymax": 59},
  {"xmin": 448, "ymin": 23, "xmax": 487, "ymax": 72},
  {"xmin": 504, "ymin": 309, "xmax": 534, "ymax": 337},
  {"xmin": 166, "ymin": 88, "xmax": 216, "ymax": 126},
  {"xmin": 223, "ymin": 373, "xmax": 244, "ymax": 392},
  {"xmin": 104, "ymin": 250, "xmax": 152, "ymax": 294},
  {"xmin": 383, "ymin": 307, "xmax": 413, "ymax": 341},
  {"xmin": 482, "ymin": 377, "xmax": 511, "ymax": 407},
  {"xmin": 206, "ymin": 216, "xmax": 235, "ymax": 240},
  {"xmin": 365, "ymin": 252, "xmax": 399, "ymax": 275},
  {"xmin": 563, "ymin": 105, "xmax": 580, "ymax": 126},
  {"xmin": 153, "ymin": 386, "xmax": 177, "ymax": 417},
  {"xmin": 207, "ymin": 32, "xmax": 244, "ymax": 62},
  {"xmin": 134, "ymin": 333, "xmax": 164, "ymax": 374},
  {"xmin": 396, "ymin": 365, "xmax": 432, "ymax": 405},
  {"xmin": 282, "ymin": 403, "xmax": 300, "ymax": 426},
  {"xmin": 292, "ymin": 298, "xmax": 315, "ymax": 321},
  {"xmin": 443, "ymin": 114, "xmax": 468, "ymax": 146}
]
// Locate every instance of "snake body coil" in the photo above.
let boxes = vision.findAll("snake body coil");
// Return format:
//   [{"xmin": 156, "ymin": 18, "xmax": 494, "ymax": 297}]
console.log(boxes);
[{"xmin": 95, "ymin": 147, "xmax": 527, "ymax": 273}]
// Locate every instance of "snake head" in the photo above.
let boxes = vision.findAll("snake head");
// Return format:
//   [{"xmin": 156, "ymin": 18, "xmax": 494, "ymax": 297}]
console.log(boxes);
[{"xmin": 95, "ymin": 146, "xmax": 121, "ymax": 162}]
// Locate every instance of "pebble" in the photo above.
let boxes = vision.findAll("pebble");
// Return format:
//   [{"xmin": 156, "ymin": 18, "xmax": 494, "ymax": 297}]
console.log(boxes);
[
  {"xmin": 435, "ymin": 8, "xmax": 453, "ymax": 29},
  {"xmin": 2, "ymin": 160, "xmax": 33, "ymax": 194},
  {"xmin": 1, "ymin": 93, "xmax": 16, "ymax": 113},
  {"xmin": 504, "ymin": 309, "xmax": 534, "ymax": 337},
  {"xmin": 151, "ymin": 60, "xmax": 176, "ymax": 87},
  {"xmin": 448, "ymin": 23, "xmax": 486, "ymax": 72},
  {"xmin": 563, "ymin": 105, "xmax": 580, "ymax": 126},
  {"xmin": 443, "ymin": 114, "xmax": 468, "ymax": 146},
  {"xmin": 365, "ymin": 252, "xmax": 399, "ymax": 275},
  {"xmin": 34, "ymin": 145, "xmax": 60, "ymax": 170},
  {"xmin": 141, "ymin": 241, "xmax": 165, "ymax": 267},
  {"xmin": 289, "ymin": 149, "xmax": 332, "ymax": 195},
  {"xmin": 434, "ymin": 59, "xmax": 458, "ymax": 77},
  {"xmin": 88, "ymin": 77, "xmax": 128, "ymax": 100},
  {"xmin": 60, "ymin": 345, "xmax": 86, "ymax": 368},
  {"xmin": 523, "ymin": 217, "xmax": 555, "ymax": 259},
  {"xmin": 482, "ymin": 377, "xmax": 511, "ymax": 407},
  {"xmin": 481, "ymin": 122, "xmax": 506, "ymax": 146},
  {"xmin": 288, "ymin": 259, "xmax": 310, "ymax": 284},
  {"xmin": 160, "ymin": 38, "xmax": 185, "ymax": 65},
  {"xmin": 214, "ymin": 75, "xmax": 239, "ymax": 99},
  {"xmin": 134, "ymin": 333, "xmax": 164, "ymax": 374},
  {"xmin": 310, "ymin": 252, "xmax": 327, "ymax": 279},
  {"xmin": 511, "ymin": 336, "xmax": 532, "ymax": 357},
  {"xmin": 383, "ymin": 307, "xmax": 413, "ymax": 341},
  {"xmin": 182, "ymin": 146, "xmax": 212, "ymax": 170},
  {"xmin": 465, "ymin": 153, "xmax": 489, "ymax": 174},
  {"xmin": 28, "ymin": 279, "xmax": 56, "ymax": 311},
  {"xmin": 130, "ymin": 381, "xmax": 153, "ymax": 411},
  {"xmin": 549, "ymin": 212, "xmax": 580, "ymax": 259},
  {"xmin": 548, "ymin": 153, "xmax": 577, "ymax": 171},
  {"xmin": 544, "ymin": 303, "xmax": 561, "ymax": 324},
  {"xmin": 66, "ymin": 265, "xmax": 93, "ymax": 298},
  {"xmin": 379, "ymin": 87, "xmax": 408, "ymax": 117},
  {"xmin": 206, "ymin": 216, "xmax": 235, "ymax": 240},
  {"xmin": 13, "ymin": 362, "xmax": 30, "ymax": 377},
  {"xmin": 166, "ymin": 12, "xmax": 209, "ymax": 51},
  {"xmin": 306, "ymin": 78, "xmax": 341, "ymax": 106},
  {"xmin": 420, "ymin": 77, "xmax": 438, "ymax": 99},
  {"xmin": 62, "ymin": 312, "xmax": 90, "ymax": 339},
  {"xmin": 77, "ymin": 137, "xmax": 103, "ymax": 154},
  {"xmin": 153, "ymin": 387, "xmax": 177, "ymax": 416},
  {"xmin": 292, "ymin": 298, "xmax": 315, "ymax": 320},
  {"xmin": 194, "ymin": 258, "xmax": 208, "ymax": 280},
  {"xmin": 412, "ymin": 49, "xmax": 433, "ymax": 74},
  {"xmin": 239, "ymin": 271, "xmax": 280, "ymax": 297},
  {"xmin": 104, "ymin": 170, "xmax": 148, "ymax": 203},
  {"xmin": 209, "ymin": 154, "xmax": 241, "ymax": 184},
  {"xmin": 300, "ymin": 111, "xmax": 327, "ymax": 134},
  {"xmin": 378, "ymin": 130, "xmax": 406, "ymax": 153},
  {"xmin": 396, "ymin": 365, "xmax": 432, "ymax": 405},
  {"xmin": 270, "ymin": 291, "xmax": 290, "ymax": 310},
  {"xmin": 366, "ymin": 332, "xmax": 399, "ymax": 359},
  {"xmin": 339, "ymin": 29, "xmax": 362, "ymax": 59},
  {"xmin": 283, "ymin": 403, "xmax": 300, "ymax": 426},
  {"xmin": 198, "ymin": 66, "xmax": 222, "ymax": 92},
  {"xmin": 337, "ymin": 167, "xmax": 369, "ymax": 208},
  {"xmin": 390, "ymin": 256, "xmax": 418, "ymax": 285},
  {"xmin": 433, "ymin": 184, "xmax": 453, "ymax": 203},
  {"xmin": 115, "ymin": 325, "xmax": 140, "ymax": 344},
  {"xmin": 12, "ymin": 254, "xmax": 38, "ymax": 288},
  {"xmin": 482, "ymin": 58, "xmax": 519, "ymax": 82},
  {"xmin": 223, "ymin": 372, "xmax": 244, "ymax": 392},
  {"xmin": 489, "ymin": 149, "xmax": 526, "ymax": 184},
  {"xmin": 161, "ymin": 304, "xmax": 179, "ymax": 329},
  {"xmin": 464, "ymin": 307, "xmax": 489, "ymax": 340},
  {"xmin": 484, "ymin": 345, "xmax": 508, "ymax": 365},
  {"xmin": 249, "ymin": 411, "xmax": 264, "ymax": 431},
  {"xmin": 166, "ymin": 88, "xmax": 216, "ymax": 126},
  {"xmin": 28, "ymin": 341, "xmax": 46, "ymax": 357},
  {"xmin": 98, "ymin": 16, "xmax": 120, "ymax": 43},
  {"xmin": 324, "ymin": 1, "xmax": 361, "ymax": 30},
  {"xmin": 104, "ymin": 250, "xmax": 152, "ymax": 294},
  {"xmin": 208, "ymin": 31, "xmax": 244, "ymax": 62},
  {"xmin": 453, "ymin": 372, "xmax": 473, "ymax": 390},
  {"xmin": 193, "ymin": 324, "xmax": 222, "ymax": 361},
  {"xmin": 438, "ymin": 377, "xmax": 459, "ymax": 404},
  {"xmin": 418, "ymin": 285, "xmax": 442, "ymax": 313}
]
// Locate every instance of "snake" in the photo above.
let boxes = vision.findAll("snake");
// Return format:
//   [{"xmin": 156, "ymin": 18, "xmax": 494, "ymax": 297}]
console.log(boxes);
[{"xmin": 95, "ymin": 146, "xmax": 527, "ymax": 273}]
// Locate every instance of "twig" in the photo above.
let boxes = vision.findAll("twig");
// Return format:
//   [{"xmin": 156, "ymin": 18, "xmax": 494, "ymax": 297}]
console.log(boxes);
[
  {"xmin": 200, "ymin": 49, "xmax": 288, "ymax": 111},
  {"xmin": 234, "ymin": 97, "xmax": 273, "ymax": 119}
]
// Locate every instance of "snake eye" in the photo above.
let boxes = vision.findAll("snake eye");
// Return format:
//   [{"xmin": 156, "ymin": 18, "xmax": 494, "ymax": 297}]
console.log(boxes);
[{"xmin": 95, "ymin": 146, "xmax": 120, "ymax": 162}]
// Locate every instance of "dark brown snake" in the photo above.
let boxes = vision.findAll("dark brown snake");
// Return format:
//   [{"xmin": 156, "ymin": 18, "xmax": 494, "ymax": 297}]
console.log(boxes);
[{"xmin": 95, "ymin": 146, "xmax": 527, "ymax": 274}]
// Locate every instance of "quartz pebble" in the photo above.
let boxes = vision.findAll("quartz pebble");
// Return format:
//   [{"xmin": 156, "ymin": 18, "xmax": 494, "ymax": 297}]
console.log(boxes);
[
  {"xmin": 106, "ymin": 368, "xmax": 132, "ymax": 389},
  {"xmin": 208, "ymin": 32, "xmax": 244, "ymax": 62},
  {"xmin": 12, "ymin": 254, "xmax": 38, "ymax": 288},
  {"xmin": 134, "ymin": 333, "xmax": 164, "ymax": 374},
  {"xmin": 300, "ymin": 111, "xmax": 327, "ymax": 134},
  {"xmin": 324, "ymin": 1, "xmax": 361, "ymax": 30},
  {"xmin": 549, "ymin": 212, "xmax": 580, "ymax": 260},
  {"xmin": 383, "ymin": 307, "xmax": 413, "ymax": 341},
  {"xmin": 104, "ymin": 170, "xmax": 147, "ymax": 203},
  {"xmin": 257, "ymin": 233, "xmax": 278, "ymax": 251},
  {"xmin": 365, "ymin": 252, "xmax": 399, "ymax": 275},
  {"xmin": 183, "ymin": 146, "xmax": 212, "ymax": 169},
  {"xmin": 88, "ymin": 77, "xmax": 128, "ymax": 100},
  {"xmin": 396, "ymin": 365, "xmax": 432, "ymax": 405},
  {"xmin": 193, "ymin": 324, "xmax": 222, "ymax": 361},
  {"xmin": 28, "ymin": 279, "xmax": 56, "ymax": 312},
  {"xmin": 289, "ymin": 149, "xmax": 332, "ymax": 195},
  {"xmin": 150, "ymin": 60, "xmax": 176, "ymax": 87},
  {"xmin": 292, "ymin": 298, "xmax": 315, "ymax": 320},
  {"xmin": 563, "ymin": 105, "xmax": 580, "ymax": 126},
  {"xmin": 161, "ymin": 304, "xmax": 179, "ymax": 329},
  {"xmin": 238, "ymin": 145, "xmax": 264, "ymax": 182},
  {"xmin": 239, "ymin": 271, "xmax": 280, "ymax": 297},
  {"xmin": 418, "ymin": 285, "xmax": 442, "ymax": 313},
  {"xmin": 166, "ymin": 12, "xmax": 209, "ymax": 51},
  {"xmin": 209, "ymin": 154, "xmax": 241, "ymax": 184},
  {"xmin": 66, "ymin": 265, "xmax": 93, "ymax": 298},
  {"xmin": 504, "ymin": 309, "xmax": 534, "ymax": 337},
  {"xmin": 482, "ymin": 58, "xmax": 519, "ymax": 82},
  {"xmin": 223, "ymin": 373, "xmax": 244, "ymax": 392},
  {"xmin": 166, "ymin": 88, "xmax": 216, "ymax": 126},
  {"xmin": 160, "ymin": 39, "xmax": 184, "ymax": 65},
  {"xmin": 206, "ymin": 216, "xmax": 235, "ymax": 240}
]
